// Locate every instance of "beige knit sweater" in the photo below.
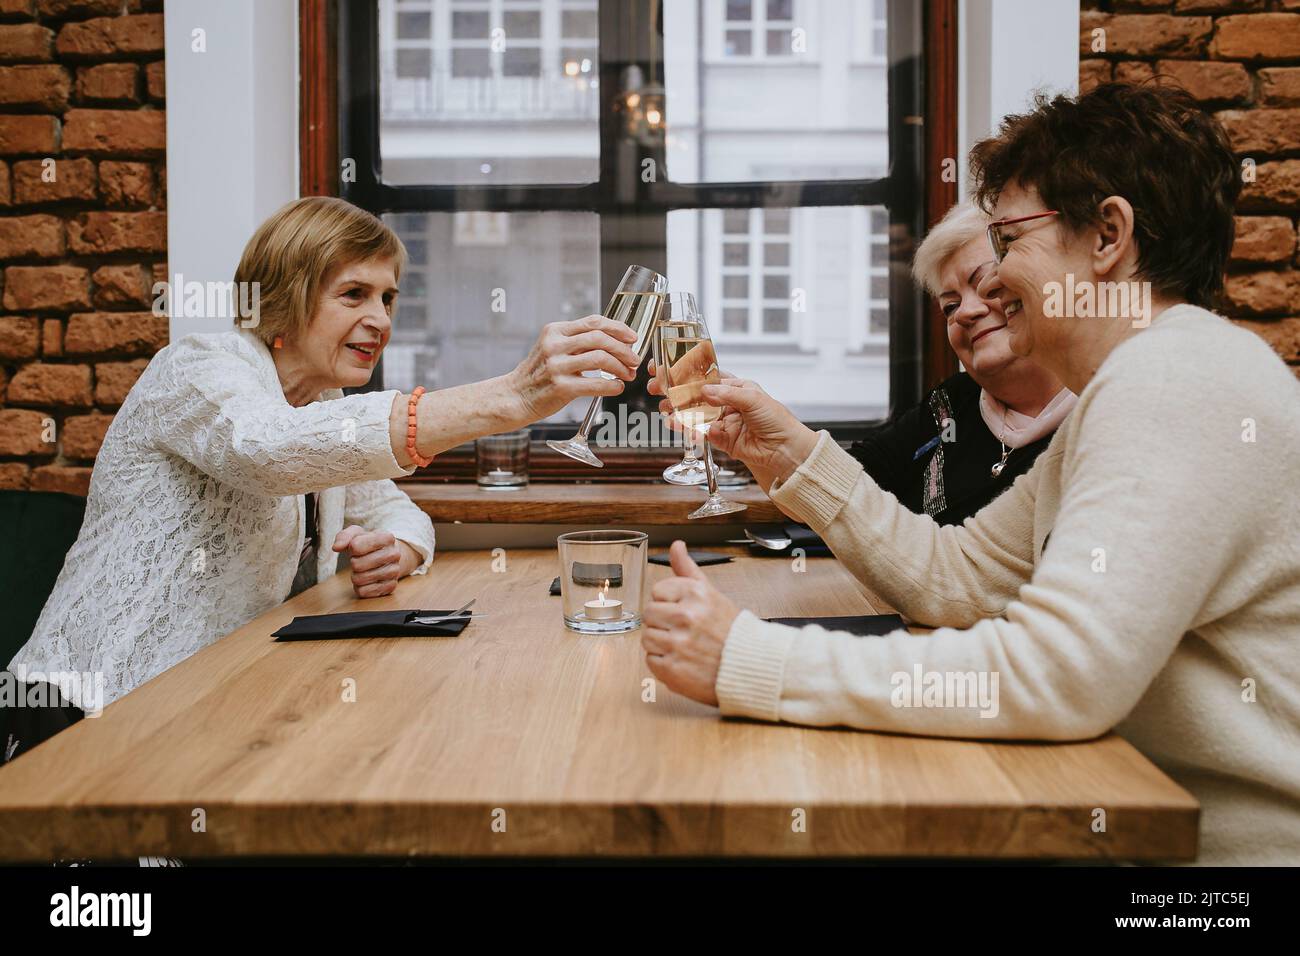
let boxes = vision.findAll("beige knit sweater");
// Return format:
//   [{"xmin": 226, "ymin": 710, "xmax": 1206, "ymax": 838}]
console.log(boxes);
[{"xmin": 715, "ymin": 305, "xmax": 1300, "ymax": 865}]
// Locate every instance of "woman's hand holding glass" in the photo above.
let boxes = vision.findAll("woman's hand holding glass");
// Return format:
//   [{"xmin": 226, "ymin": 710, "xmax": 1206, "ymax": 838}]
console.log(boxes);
[
  {"xmin": 392, "ymin": 315, "xmax": 640, "ymax": 469},
  {"xmin": 647, "ymin": 364, "xmax": 819, "ymax": 493},
  {"xmin": 509, "ymin": 314, "xmax": 641, "ymax": 423}
]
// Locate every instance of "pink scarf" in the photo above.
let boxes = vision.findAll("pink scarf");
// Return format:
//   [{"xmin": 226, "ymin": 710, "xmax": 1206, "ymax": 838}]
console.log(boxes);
[{"xmin": 978, "ymin": 387, "xmax": 1077, "ymax": 449}]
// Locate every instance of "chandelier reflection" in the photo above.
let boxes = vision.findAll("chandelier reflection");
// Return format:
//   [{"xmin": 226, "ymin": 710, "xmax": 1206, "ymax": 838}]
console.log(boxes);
[{"xmin": 620, "ymin": 63, "xmax": 665, "ymax": 148}]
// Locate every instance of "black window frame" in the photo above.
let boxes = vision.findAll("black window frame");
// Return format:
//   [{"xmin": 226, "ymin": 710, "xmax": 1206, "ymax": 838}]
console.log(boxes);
[{"xmin": 338, "ymin": 0, "xmax": 927, "ymax": 444}]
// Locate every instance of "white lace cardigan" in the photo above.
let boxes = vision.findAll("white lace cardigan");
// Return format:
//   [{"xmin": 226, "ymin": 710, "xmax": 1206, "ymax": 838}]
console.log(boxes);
[{"xmin": 8, "ymin": 328, "xmax": 436, "ymax": 710}]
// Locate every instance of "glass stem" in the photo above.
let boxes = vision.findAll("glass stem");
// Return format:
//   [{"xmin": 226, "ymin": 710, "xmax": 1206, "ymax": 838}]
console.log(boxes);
[
  {"xmin": 573, "ymin": 395, "xmax": 603, "ymax": 442},
  {"xmin": 683, "ymin": 430, "xmax": 701, "ymax": 464},
  {"xmin": 703, "ymin": 435, "xmax": 720, "ymax": 497}
]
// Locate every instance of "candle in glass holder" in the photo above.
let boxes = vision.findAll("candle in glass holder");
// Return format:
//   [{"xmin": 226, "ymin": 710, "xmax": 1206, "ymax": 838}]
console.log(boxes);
[
  {"xmin": 584, "ymin": 580, "xmax": 622, "ymax": 621},
  {"xmin": 557, "ymin": 531, "xmax": 647, "ymax": 634},
  {"xmin": 476, "ymin": 430, "xmax": 529, "ymax": 489}
]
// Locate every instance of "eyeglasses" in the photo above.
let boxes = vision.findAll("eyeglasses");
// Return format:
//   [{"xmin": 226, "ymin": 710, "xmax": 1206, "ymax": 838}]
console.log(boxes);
[{"xmin": 987, "ymin": 211, "xmax": 1059, "ymax": 263}]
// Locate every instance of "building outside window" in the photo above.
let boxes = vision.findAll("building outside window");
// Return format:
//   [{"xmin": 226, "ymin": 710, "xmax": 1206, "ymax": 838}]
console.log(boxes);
[{"xmin": 355, "ymin": 0, "xmax": 921, "ymax": 437}]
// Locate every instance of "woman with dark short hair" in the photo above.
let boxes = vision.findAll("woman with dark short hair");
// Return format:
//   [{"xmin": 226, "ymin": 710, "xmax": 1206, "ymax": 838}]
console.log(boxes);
[{"xmin": 641, "ymin": 84, "xmax": 1300, "ymax": 865}]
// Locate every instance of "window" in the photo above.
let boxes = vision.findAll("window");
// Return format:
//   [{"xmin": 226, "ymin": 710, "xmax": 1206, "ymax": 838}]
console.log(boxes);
[
  {"xmin": 379, "ymin": 0, "xmax": 599, "ymax": 184},
  {"xmin": 559, "ymin": 0, "xmax": 597, "ymax": 77},
  {"xmin": 344, "ymin": 0, "xmax": 929, "ymax": 454},
  {"xmin": 721, "ymin": 0, "xmax": 796, "ymax": 59},
  {"xmin": 713, "ymin": 208, "xmax": 795, "ymax": 341},
  {"xmin": 854, "ymin": 0, "xmax": 888, "ymax": 63},
  {"xmin": 386, "ymin": 210, "xmax": 599, "ymax": 420},
  {"xmin": 866, "ymin": 206, "xmax": 890, "ymax": 338}
]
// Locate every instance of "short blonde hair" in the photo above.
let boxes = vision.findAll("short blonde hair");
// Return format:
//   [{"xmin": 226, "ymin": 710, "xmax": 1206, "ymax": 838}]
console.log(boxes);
[
  {"xmin": 232, "ymin": 196, "xmax": 407, "ymax": 346},
  {"xmin": 911, "ymin": 201, "xmax": 990, "ymax": 297}
]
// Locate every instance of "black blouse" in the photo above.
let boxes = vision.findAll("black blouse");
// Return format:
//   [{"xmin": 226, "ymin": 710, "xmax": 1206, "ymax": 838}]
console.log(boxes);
[
  {"xmin": 848, "ymin": 372, "xmax": 1056, "ymax": 526},
  {"xmin": 288, "ymin": 492, "xmax": 319, "ymax": 598}
]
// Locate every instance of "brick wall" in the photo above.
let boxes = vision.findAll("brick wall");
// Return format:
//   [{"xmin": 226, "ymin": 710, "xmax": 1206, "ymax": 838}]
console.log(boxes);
[
  {"xmin": 0, "ymin": 0, "xmax": 165, "ymax": 495},
  {"xmin": 1080, "ymin": 0, "xmax": 1300, "ymax": 377}
]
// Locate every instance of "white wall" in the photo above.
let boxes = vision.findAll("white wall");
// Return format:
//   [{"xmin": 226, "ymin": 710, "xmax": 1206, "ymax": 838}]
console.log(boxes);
[
  {"xmin": 958, "ymin": 0, "xmax": 1079, "ymax": 200},
  {"xmin": 164, "ymin": 0, "xmax": 299, "ymax": 341}
]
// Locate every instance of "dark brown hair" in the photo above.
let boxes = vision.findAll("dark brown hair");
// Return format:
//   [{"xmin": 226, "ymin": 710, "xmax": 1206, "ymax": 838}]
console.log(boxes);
[{"xmin": 969, "ymin": 82, "xmax": 1240, "ymax": 307}]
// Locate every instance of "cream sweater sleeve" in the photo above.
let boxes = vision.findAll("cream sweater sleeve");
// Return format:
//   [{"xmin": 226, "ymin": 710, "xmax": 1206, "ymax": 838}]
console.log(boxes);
[
  {"xmin": 717, "ymin": 320, "xmax": 1278, "ymax": 741},
  {"xmin": 766, "ymin": 430, "xmax": 1039, "ymax": 627}
]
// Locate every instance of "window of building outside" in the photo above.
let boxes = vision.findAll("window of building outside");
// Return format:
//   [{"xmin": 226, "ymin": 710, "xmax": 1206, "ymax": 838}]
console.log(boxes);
[{"xmin": 359, "ymin": 0, "xmax": 919, "ymax": 447}]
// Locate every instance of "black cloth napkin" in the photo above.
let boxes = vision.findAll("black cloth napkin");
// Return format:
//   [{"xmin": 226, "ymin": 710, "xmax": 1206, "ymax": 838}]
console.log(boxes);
[
  {"xmin": 649, "ymin": 550, "xmax": 733, "ymax": 567},
  {"xmin": 763, "ymin": 614, "xmax": 905, "ymax": 636},
  {"xmin": 272, "ymin": 609, "xmax": 473, "ymax": 641}
]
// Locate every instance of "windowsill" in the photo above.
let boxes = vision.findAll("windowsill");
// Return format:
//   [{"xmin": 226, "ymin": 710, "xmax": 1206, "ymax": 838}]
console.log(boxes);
[
  {"xmin": 708, "ymin": 55, "xmax": 886, "ymax": 68},
  {"xmin": 844, "ymin": 342, "xmax": 889, "ymax": 359},
  {"xmin": 704, "ymin": 56, "xmax": 817, "ymax": 67},
  {"xmin": 401, "ymin": 481, "xmax": 783, "ymax": 525}
]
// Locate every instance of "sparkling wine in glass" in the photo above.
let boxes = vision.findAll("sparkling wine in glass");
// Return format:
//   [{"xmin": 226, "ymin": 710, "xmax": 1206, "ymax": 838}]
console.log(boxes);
[
  {"xmin": 656, "ymin": 292, "xmax": 707, "ymax": 485},
  {"xmin": 546, "ymin": 265, "xmax": 668, "ymax": 468},
  {"xmin": 655, "ymin": 303, "xmax": 747, "ymax": 519}
]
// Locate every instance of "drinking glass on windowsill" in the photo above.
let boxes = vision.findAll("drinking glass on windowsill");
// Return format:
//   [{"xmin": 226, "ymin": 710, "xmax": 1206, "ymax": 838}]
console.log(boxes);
[
  {"xmin": 654, "ymin": 294, "xmax": 746, "ymax": 520},
  {"xmin": 475, "ymin": 429, "xmax": 530, "ymax": 490}
]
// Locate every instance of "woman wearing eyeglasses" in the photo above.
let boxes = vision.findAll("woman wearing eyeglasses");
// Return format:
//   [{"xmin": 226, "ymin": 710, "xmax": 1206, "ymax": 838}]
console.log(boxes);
[
  {"xmin": 640, "ymin": 83, "xmax": 1300, "ymax": 865},
  {"xmin": 848, "ymin": 202, "xmax": 1074, "ymax": 525}
]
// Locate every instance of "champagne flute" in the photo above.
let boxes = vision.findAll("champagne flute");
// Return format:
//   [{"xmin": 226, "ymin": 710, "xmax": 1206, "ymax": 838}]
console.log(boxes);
[
  {"xmin": 656, "ymin": 292, "xmax": 707, "ymax": 486},
  {"xmin": 546, "ymin": 265, "xmax": 668, "ymax": 468},
  {"xmin": 655, "ymin": 300, "xmax": 747, "ymax": 519}
]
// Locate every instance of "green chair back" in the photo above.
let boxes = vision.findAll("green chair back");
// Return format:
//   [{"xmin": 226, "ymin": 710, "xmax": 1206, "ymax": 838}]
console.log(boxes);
[{"xmin": 0, "ymin": 490, "xmax": 87, "ymax": 670}]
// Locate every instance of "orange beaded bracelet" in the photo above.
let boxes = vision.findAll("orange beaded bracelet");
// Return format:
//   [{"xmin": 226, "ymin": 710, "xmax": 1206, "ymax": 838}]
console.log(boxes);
[{"xmin": 406, "ymin": 386, "xmax": 433, "ymax": 468}]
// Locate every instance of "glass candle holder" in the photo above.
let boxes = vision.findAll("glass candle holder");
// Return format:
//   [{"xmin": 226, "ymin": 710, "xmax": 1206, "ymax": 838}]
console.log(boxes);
[
  {"xmin": 476, "ymin": 429, "xmax": 530, "ymax": 490},
  {"xmin": 556, "ymin": 530, "xmax": 648, "ymax": 634}
]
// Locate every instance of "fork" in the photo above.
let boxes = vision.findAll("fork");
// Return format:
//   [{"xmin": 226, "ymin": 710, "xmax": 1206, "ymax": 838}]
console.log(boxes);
[{"xmin": 411, "ymin": 598, "xmax": 479, "ymax": 626}]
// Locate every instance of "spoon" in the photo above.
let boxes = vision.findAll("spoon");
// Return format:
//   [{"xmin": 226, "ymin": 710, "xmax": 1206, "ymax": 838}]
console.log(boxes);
[{"xmin": 725, "ymin": 529, "xmax": 793, "ymax": 551}]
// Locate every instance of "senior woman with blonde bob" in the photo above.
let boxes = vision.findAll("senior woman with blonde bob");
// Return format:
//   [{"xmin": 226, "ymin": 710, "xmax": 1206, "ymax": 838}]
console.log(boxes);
[
  {"xmin": 3, "ymin": 196, "xmax": 642, "ymax": 760},
  {"xmin": 849, "ymin": 201, "xmax": 1074, "ymax": 524},
  {"xmin": 642, "ymin": 84, "xmax": 1300, "ymax": 865}
]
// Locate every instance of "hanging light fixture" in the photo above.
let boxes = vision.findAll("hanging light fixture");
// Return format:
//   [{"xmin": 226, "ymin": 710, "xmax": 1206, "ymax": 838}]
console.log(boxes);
[{"xmin": 618, "ymin": 0, "xmax": 665, "ymax": 148}]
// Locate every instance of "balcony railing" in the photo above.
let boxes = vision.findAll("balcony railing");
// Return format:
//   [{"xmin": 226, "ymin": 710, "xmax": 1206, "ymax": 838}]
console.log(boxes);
[{"xmin": 381, "ymin": 66, "xmax": 599, "ymax": 122}]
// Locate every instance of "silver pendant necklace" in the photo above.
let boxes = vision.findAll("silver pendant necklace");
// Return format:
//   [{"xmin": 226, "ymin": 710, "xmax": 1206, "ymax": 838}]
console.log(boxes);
[{"xmin": 992, "ymin": 407, "xmax": 1011, "ymax": 478}]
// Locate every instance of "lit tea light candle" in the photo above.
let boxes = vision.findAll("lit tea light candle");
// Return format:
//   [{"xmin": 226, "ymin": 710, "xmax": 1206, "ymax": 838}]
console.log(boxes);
[{"xmin": 584, "ymin": 579, "xmax": 622, "ymax": 621}]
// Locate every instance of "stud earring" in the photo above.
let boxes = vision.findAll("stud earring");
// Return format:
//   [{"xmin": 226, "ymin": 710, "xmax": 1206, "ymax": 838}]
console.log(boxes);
[{"xmin": 273, "ymin": 336, "xmax": 283, "ymax": 349}]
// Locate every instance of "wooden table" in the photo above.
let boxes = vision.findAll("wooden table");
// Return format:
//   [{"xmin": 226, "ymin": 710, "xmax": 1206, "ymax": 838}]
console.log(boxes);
[{"xmin": 0, "ymin": 549, "xmax": 1198, "ymax": 861}]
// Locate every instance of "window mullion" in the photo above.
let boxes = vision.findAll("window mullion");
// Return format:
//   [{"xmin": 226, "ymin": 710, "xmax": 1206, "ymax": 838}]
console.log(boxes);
[{"xmin": 748, "ymin": 209, "xmax": 761, "ymax": 338}]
